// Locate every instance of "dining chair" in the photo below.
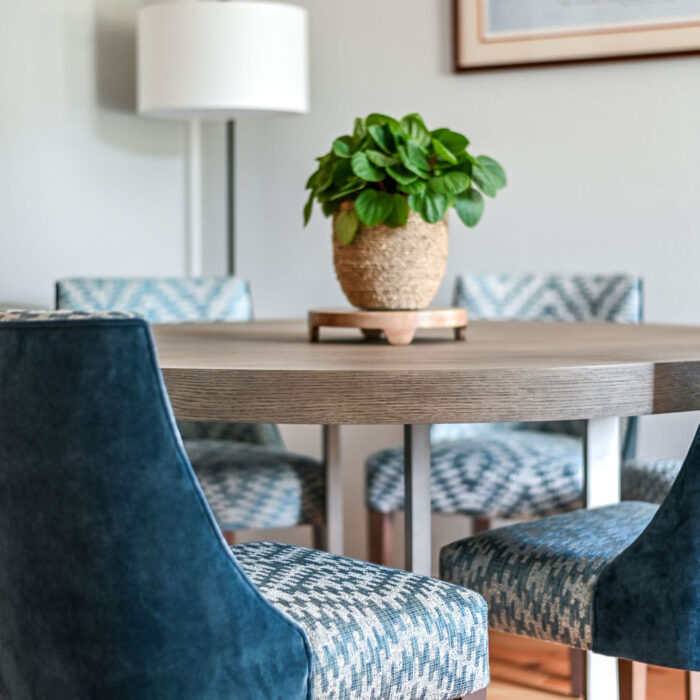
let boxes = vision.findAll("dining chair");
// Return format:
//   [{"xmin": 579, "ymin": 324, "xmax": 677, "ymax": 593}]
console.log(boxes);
[
  {"xmin": 365, "ymin": 273, "xmax": 680, "ymax": 696},
  {"xmin": 56, "ymin": 277, "xmax": 325, "ymax": 547},
  {"xmin": 0, "ymin": 310, "xmax": 489, "ymax": 700},
  {"xmin": 440, "ymin": 423, "xmax": 700, "ymax": 700}
]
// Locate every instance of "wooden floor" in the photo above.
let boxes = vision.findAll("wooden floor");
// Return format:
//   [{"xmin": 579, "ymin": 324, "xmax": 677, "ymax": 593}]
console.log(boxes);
[{"xmin": 489, "ymin": 631, "xmax": 684, "ymax": 699}]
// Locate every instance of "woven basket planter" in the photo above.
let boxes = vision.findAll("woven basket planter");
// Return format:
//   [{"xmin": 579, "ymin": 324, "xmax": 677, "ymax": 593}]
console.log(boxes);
[{"xmin": 333, "ymin": 209, "xmax": 448, "ymax": 310}]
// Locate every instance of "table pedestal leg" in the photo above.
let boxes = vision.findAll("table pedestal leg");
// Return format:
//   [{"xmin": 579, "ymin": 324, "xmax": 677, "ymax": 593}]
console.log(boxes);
[
  {"xmin": 404, "ymin": 424, "xmax": 432, "ymax": 576},
  {"xmin": 323, "ymin": 425, "xmax": 343, "ymax": 555},
  {"xmin": 584, "ymin": 416, "xmax": 621, "ymax": 700}
]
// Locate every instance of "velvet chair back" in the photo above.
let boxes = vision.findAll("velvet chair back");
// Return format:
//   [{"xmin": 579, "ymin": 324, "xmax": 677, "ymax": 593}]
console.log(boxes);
[{"xmin": 0, "ymin": 312, "xmax": 310, "ymax": 699}]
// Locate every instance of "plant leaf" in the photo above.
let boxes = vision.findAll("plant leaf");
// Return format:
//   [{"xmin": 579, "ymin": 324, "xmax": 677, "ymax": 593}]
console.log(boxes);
[
  {"xmin": 386, "ymin": 165, "xmax": 417, "ymax": 185},
  {"xmin": 353, "ymin": 118, "xmax": 367, "ymax": 141},
  {"xmin": 475, "ymin": 155, "xmax": 507, "ymax": 189},
  {"xmin": 365, "ymin": 113, "xmax": 401, "ymax": 130},
  {"xmin": 399, "ymin": 180, "xmax": 427, "ymax": 195},
  {"xmin": 431, "ymin": 128, "xmax": 469, "ymax": 154},
  {"xmin": 368, "ymin": 124, "xmax": 396, "ymax": 154},
  {"xmin": 428, "ymin": 171, "xmax": 470, "ymax": 195},
  {"xmin": 401, "ymin": 113, "xmax": 431, "ymax": 149},
  {"xmin": 367, "ymin": 149, "xmax": 399, "ymax": 167},
  {"xmin": 351, "ymin": 152, "xmax": 385, "ymax": 182},
  {"xmin": 432, "ymin": 138, "xmax": 458, "ymax": 165},
  {"xmin": 422, "ymin": 190, "xmax": 449, "ymax": 223},
  {"xmin": 354, "ymin": 189, "xmax": 393, "ymax": 226},
  {"xmin": 315, "ymin": 164, "xmax": 333, "ymax": 192},
  {"xmin": 303, "ymin": 190, "xmax": 314, "ymax": 226},
  {"xmin": 398, "ymin": 145, "xmax": 429, "ymax": 179},
  {"xmin": 332, "ymin": 136, "xmax": 354, "ymax": 158},
  {"xmin": 472, "ymin": 166, "xmax": 498, "ymax": 198},
  {"xmin": 328, "ymin": 180, "xmax": 365, "ymax": 200},
  {"xmin": 455, "ymin": 188, "xmax": 485, "ymax": 227},
  {"xmin": 385, "ymin": 194, "xmax": 410, "ymax": 227},
  {"xmin": 331, "ymin": 158, "xmax": 354, "ymax": 185},
  {"xmin": 322, "ymin": 200, "xmax": 340, "ymax": 217},
  {"xmin": 335, "ymin": 209, "xmax": 359, "ymax": 244}
]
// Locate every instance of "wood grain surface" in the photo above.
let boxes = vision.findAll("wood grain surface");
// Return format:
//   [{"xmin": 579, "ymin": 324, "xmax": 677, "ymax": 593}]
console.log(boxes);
[{"xmin": 153, "ymin": 320, "xmax": 700, "ymax": 425}]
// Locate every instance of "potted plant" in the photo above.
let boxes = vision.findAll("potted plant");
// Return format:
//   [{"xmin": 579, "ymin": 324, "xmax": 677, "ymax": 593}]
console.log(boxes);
[{"xmin": 303, "ymin": 112, "xmax": 506, "ymax": 310}]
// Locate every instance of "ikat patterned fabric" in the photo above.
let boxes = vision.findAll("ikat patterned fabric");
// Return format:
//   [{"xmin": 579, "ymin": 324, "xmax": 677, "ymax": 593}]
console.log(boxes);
[
  {"xmin": 233, "ymin": 541, "xmax": 490, "ymax": 700},
  {"xmin": 440, "ymin": 502, "xmax": 656, "ymax": 649},
  {"xmin": 188, "ymin": 440, "xmax": 325, "ymax": 529},
  {"xmin": 621, "ymin": 457, "xmax": 683, "ymax": 504},
  {"xmin": 55, "ymin": 276, "xmax": 283, "ymax": 448},
  {"xmin": 0, "ymin": 310, "xmax": 138, "ymax": 322},
  {"xmin": 55, "ymin": 277, "xmax": 253, "ymax": 323},
  {"xmin": 367, "ymin": 432, "xmax": 584, "ymax": 517}
]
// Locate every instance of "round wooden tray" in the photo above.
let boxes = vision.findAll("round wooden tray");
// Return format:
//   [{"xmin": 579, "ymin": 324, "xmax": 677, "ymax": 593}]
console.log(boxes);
[{"xmin": 308, "ymin": 308, "xmax": 468, "ymax": 345}]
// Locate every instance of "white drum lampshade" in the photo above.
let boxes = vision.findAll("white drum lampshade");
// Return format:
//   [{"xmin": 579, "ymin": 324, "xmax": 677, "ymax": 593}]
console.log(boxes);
[{"xmin": 137, "ymin": 1, "xmax": 309, "ymax": 119}]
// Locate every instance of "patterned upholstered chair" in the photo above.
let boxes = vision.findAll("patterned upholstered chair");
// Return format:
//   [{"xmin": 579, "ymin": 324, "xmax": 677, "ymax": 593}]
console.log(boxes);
[
  {"xmin": 56, "ymin": 277, "xmax": 325, "ymax": 546},
  {"xmin": 366, "ymin": 273, "xmax": 680, "ymax": 561},
  {"xmin": 0, "ymin": 310, "xmax": 490, "ymax": 699},
  {"xmin": 440, "ymin": 423, "xmax": 700, "ymax": 700}
]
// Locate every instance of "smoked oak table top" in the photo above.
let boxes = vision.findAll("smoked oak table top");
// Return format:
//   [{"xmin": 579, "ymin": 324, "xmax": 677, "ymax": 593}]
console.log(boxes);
[{"xmin": 152, "ymin": 319, "xmax": 700, "ymax": 425}]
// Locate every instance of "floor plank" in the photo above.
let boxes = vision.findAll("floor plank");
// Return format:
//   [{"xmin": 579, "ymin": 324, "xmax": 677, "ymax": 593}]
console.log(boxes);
[{"xmin": 489, "ymin": 631, "xmax": 685, "ymax": 700}]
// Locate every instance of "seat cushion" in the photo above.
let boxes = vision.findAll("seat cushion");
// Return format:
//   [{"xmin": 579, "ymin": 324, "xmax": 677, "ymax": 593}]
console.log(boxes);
[
  {"xmin": 187, "ymin": 440, "xmax": 324, "ymax": 530},
  {"xmin": 233, "ymin": 542, "xmax": 489, "ymax": 700},
  {"xmin": 621, "ymin": 457, "xmax": 682, "ymax": 504},
  {"xmin": 440, "ymin": 502, "xmax": 656, "ymax": 649},
  {"xmin": 367, "ymin": 432, "xmax": 584, "ymax": 518}
]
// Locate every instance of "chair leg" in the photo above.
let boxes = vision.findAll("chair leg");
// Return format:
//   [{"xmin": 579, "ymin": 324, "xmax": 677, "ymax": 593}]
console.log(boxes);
[
  {"xmin": 570, "ymin": 648, "xmax": 585, "ymax": 697},
  {"xmin": 312, "ymin": 524, "xmax": 327, "ymax": 551},
  {"xmin": 222, "ymin": 530, "xmax": 236, "ymax": 546},
  {"xmin": 686, "ymin": 671, "xmax": 700, "ymax": 700},
  {"xmin": 472, "ymin": 516, "xmax": 491, "ymax": 534},
  {"xmin": 618, "ymin": 658, "xmax": 647, "ymax": 700},
  {"xmin": 456, "ymin": 690, "xmax": 486, "ymax": 700},
  {"xmin": 368, "ymin": 510, "xmax": 393, "ymax": 565}
]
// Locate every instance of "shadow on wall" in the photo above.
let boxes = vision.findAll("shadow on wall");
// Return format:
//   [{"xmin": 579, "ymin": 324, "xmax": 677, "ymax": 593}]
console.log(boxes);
[{"xmin": 93, "ymin": 0, "xmax": 181, "ymax": 156}]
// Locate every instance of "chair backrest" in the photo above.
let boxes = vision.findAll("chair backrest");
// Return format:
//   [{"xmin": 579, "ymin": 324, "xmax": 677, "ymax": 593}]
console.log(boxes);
[
  {"xmin": 433, "ymin": 273, "xmax": 643, "ymax": 457},
  {"xmin": 594, "ymin": 424, "xmax": 700, "ymax": 670},
  {"xmin": 0, "ymin": 312, "xmax": 310, "ymax": 699},
  {"xmin": 55, "ymin": 277, "xmax": 283, "ymax": 448}
]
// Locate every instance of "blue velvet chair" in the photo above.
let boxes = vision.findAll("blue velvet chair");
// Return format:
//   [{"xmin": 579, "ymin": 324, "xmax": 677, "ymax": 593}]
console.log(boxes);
[
  {"xmin": 56, "ymin": 277, "xmax": 325, "ymax": 546},
  {"xmin": 0, "ymin": 310, "xmax": 490, "ymax": 700},
  {"xmin": 366, "ymin": 274, "xmax": 680, "ymax": 565},
  {"xmin": 440, "ymin": 423, "xmax": 700, "ymax": 700}
]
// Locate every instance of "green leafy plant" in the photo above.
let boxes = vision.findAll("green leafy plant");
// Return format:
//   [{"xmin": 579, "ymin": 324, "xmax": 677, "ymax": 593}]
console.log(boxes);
[{"xmin": 303, "ymin": 112, "xmax": 506, "ymax": 244}]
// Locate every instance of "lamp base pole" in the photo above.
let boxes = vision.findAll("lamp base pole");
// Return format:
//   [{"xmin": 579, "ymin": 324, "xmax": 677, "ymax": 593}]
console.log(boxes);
[
  {"xmin": 185, "ymin": 119, "xmax": 203, "ymax": 277},
  {"xmin": 226, "ymin": 120, "xmax": 236, "ymax": 276}
]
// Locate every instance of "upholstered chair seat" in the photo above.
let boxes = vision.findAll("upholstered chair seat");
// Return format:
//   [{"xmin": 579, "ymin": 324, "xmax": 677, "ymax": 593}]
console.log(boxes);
[
  {"xmin": 0, "ymin": 311, "xmax": 489, "ymax": 699},
  {"xmin": 440, "ymin": 425, "xmax": 700, "ymax": 678},
  {"xmin": 56, "ymin": 277, "xmax": 325, "ymax": 542},
  {"xmin": 234, "ymin": 542, "xmax": 489, "ymax": 699}
]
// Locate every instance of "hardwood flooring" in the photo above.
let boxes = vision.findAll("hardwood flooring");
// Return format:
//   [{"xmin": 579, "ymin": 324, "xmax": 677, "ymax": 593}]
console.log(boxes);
[{"xmin": 489, "ymin": 631, "xmax": 683, "ymax": 699}]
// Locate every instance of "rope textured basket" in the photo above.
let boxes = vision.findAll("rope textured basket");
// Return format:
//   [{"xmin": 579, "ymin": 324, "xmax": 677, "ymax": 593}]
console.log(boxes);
[{"xmin": 333, "ymin": 210, "xmax": 448, "ymax": 310}]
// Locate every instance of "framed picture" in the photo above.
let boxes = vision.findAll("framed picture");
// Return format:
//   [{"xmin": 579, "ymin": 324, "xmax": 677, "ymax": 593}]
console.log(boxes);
[{"xmin": 453, "ymin": 0, "xmax": 700, "ymax": 71}]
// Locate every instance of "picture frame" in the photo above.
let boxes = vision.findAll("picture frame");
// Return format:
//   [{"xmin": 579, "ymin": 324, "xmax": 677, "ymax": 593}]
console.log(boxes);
[{"xmin": 453, "ymin": 0, "xmax": 700, "ymax": 71}]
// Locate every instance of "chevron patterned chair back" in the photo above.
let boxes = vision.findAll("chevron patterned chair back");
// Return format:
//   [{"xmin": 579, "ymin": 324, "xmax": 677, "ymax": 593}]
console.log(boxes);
[
  {"xmin": 55, "ymin": 277, "xmax": 282, "ymax": 448},
  {"xmin": 434, "ymin": 273, "xmax": 643, "ymax": 451}
]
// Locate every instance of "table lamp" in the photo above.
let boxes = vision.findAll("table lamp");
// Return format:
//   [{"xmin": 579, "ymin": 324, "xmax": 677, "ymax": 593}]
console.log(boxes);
[{"xmin": 137, "ymin": 1, "xmax": 309, "ymax": 276}]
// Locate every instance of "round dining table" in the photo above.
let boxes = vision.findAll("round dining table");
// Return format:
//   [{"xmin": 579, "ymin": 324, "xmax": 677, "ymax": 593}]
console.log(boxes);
[{"xmin": 153, "ymin": 318, "xmax": 700, "ymax": 697}]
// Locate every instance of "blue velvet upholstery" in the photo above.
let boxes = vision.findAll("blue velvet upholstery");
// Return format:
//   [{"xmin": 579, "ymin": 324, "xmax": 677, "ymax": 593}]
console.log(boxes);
[
  {"xmin": 366, "ymin": 273, "xmax": 647, "ymax": 520},
  {"xmin": 234, "ymin": 542, "xmax": 490, "ymax": 699},
  {"xmin": 0, "ymin": 312, "xmax": 489, "ymax": 698},
  {"xmin": 54, "ymin": 277, "xmax": 328, "ymax": 535},
  {"xmin": 0, "ymin": 312, "xmax": 311, "ymax": 698},
  {"xmin": 441, "ymin": 425, "xmax": 700, "ymax": 670}
]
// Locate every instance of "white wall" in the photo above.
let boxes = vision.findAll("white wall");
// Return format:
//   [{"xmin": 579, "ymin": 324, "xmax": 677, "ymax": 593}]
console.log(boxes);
[
  {"xmin": 0, "ymin": 0, "xmax": 697, "ymax": 567},
  {"xmin": 232, "ymin": 0, "xmax": 700, "ymax": 564},
  {"xmin": 0, "ymin": 0, "xmax": 187, "ymax": 308}
]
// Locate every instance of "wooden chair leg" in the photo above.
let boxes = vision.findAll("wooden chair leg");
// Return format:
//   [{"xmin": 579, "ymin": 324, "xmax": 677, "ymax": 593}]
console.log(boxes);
[
  {"xmin": 686, "ymin": 671, "xmax": 700, "ymax": 700},
  {"xmin": 222, "ymin": 530, "xmax": 236, "ymax": 546},
  {"xmin": 618, "ymin": 658, "xmax": 647, "ymax": 700},
  {"xmin": 570, "ymin": 648, "xmax": 585, "ymax": 698},
  {"xmin": 457, "ymin": 689, "xmax": 486, "ymax": 700},
  {"xmin": 312, "ymin": 524, "xmax": 327, "ymax": 551},
  {"xmin": 472, "ymin": 516, "xmax": 491, "ymax": 534},
  {"xmin": 368, "ymin": 510, "xmax": 393, "ymax": 565}
]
